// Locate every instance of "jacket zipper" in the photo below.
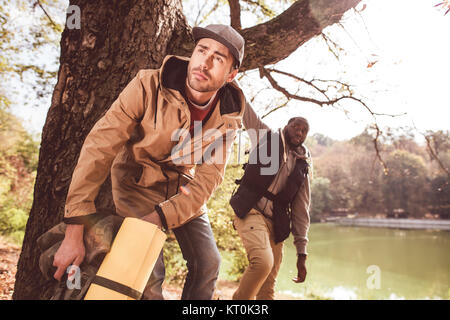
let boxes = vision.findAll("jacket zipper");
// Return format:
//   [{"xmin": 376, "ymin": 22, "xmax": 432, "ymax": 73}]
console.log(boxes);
[{"xmin": 154, "ymin": 83, "xmax": 160, "ymax": 129}]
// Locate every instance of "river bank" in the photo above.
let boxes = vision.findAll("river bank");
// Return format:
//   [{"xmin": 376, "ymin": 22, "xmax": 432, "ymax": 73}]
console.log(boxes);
[{"xmin": 324, "ymin": 217, "xmax": 450, "ymax": 230}]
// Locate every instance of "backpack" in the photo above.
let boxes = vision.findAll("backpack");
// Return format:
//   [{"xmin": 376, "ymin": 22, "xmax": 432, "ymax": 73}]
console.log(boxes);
[{"xmin": 37, "ymin": 213, "xmax": 124, "ymax": 300}]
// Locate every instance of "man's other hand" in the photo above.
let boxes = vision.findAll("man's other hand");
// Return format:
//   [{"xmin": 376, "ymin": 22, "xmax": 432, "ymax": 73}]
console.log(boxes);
[{"xmin": 292, "ymin": 254, "xmax": 307, "ymax": 283}]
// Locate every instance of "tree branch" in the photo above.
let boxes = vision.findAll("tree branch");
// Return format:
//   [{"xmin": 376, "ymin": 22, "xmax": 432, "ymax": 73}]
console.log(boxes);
[
  {"xmin": 424, "ymin": 134, "xmax": 450, "ymax": 179},
  {"xmin": 371, "ymin": 124, "xmax": 388, "ymax": 174},
  {"xmin": 256, "ymin": 66, "xmax": 398, "ymax": 172},
  {"xmin": 174, "ymin": 0, "xmax": 363, "ymax": 70},
  {"xmin": 193, "ymin": 1, "xmax": 210, "ymax": 27},
  {"xmin": 34, "ymin": 0, "xmax": 57, "ymax": 28},
  {"xmin": 239, "ymin": 0, "xmax": 362, "ymax": 71},
  {"xmin": 259, "ymin": 67, "xmax": 406, "ymax": 118},
  {"xmin": 228, "ymin": 0, "xmax": 242, "ymax": 30},
  {"xmin": 240, "ymin": 0, "xmax": 277, "ymax": 17},
  {"xmin": 265, "ymin": 68, "xmax": 330, "ymax": 100},
  {"xmin": 195, "ymin": 0, "xmax": 220, "ymax": 27},
  {"xmin": 406, "ymin": 122, "xmax": 450, "ymax": 180},
  {"xmin": 260, "ymin": 67, "xmax": 358, "ymax": 109},
  {"xmin": 260, "ymin": 92, "xmax": 296, "ymax": 119},
  {"xmin": 321, "ymin": 32, "xmax": 344, "ymax": 61}
]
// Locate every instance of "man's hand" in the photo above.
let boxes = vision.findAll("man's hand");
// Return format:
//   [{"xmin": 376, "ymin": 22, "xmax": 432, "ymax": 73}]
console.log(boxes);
[
  {"xmin": 53, "ymin": 224, "xmax": 85, "ymax": 281},
  {"xmin": 292, "ymin": 254, "xmax": 307, "ymax": 283},
  {"xmin": 141, "ymin": 211, "xmax": 162, "ymax": 229}
]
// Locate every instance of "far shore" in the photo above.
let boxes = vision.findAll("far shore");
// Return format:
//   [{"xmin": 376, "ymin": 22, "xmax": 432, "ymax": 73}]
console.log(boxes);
[{"xmin": 319, "ymin": 216, "xmax": 450, "ymax": 231}]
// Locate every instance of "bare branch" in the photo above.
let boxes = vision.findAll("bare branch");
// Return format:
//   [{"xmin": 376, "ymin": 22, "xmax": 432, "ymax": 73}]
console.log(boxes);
[
  {"xmin": 260, "ymin": 67, "xmax": 407, "ymax": 118},
  {"xmin": 261, "ymin": 94, "xmax": 294, "ymax": 119},
  {"xmin": 321, "ymin": 32, "xmax": 344, "ymax": 61},
  {"xmin": 250, "ymin": 87, "xmax": 271, "ymax": 103},
  {"xmin": 34, "ymin": 0, "xmax": 57, "ymax": 28},
  {"xmin": 371, "ymin": 124, "xmax": 388, "ymax": 174},
  {"xmin": 196, "ymin": 0, "xmax": 221, "ymax": 27},
  {"xmin": 424, "ymin": 134, "xmax": 450, "ymax": 179},
  {"xmin": 259, "ymin": 67, "xmax": 330, "ymax": 106},
  {"xmin": 256, "ymin": 66, "xmax": 399, "ymax": 172},
  {"xmin": 407, "ymin": 122, "xmax": 450, "ymax": 179},
  {"xmin": 193, "ymin": 1, "xmax": 210, "ymax": 27},
  {"xmin": 228, "ymin": 0, "xmax": 242, "ymax": 30},
  {"xmin": 352, "ymin": 7, "xmax": 377, "ymax": 48},
  {"xmin": 260, "ymin": 67, "xmax": 375, "ymax": 114},
  {"xmin": 240, "ymin": 0, "xmax": 277, "ymax": 17},
  {"xmin": 337, "ymin": 21, "xmax": 370, "ymax": 63},
  {"xmin": 265, "ymin": 68, "xmax": 330, "ymax": 100}
]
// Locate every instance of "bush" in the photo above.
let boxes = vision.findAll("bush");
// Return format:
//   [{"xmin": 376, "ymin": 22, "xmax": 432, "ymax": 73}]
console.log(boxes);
[
  {"xmin": 0, "ymin": 207, "xmax": 28, "ymax": 243},
  {"xmin": 0, "ymin": 108, "xmax": 36, "ymax": 244},
  {"xmin": 310, "ymin": 176, "xmax": 333, "ymax": 221}
]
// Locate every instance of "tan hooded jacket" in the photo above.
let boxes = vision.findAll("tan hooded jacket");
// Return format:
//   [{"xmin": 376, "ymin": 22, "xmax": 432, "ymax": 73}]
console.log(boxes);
[{"xmin": 64, "ymin": 55, "xmax": 245, "ymax": 230}]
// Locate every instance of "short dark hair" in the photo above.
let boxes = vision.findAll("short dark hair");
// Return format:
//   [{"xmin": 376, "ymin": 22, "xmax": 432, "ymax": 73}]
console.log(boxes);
[
  {"xmin": 288, "ymin": 117, "xmax": 309, "ymax": 131},
  {"xmin": 230, "ymin": 56, "xmax": 239, "ymax": 71}
]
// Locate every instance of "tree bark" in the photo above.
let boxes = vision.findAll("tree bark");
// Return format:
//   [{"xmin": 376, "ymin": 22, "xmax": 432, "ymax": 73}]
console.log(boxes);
[
  {"xmin": 13, "ymin": 0, "xmax": 360, "ymax": 299},
  {"xmin": 228, "ymin": 0, "xmax": 242, "ymax": 30}
]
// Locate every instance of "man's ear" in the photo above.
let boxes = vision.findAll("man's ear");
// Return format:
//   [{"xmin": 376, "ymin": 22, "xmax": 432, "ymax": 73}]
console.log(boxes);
[{"xmin": 226, "ymin": 68, "xmax": 239, "ymax": 83}]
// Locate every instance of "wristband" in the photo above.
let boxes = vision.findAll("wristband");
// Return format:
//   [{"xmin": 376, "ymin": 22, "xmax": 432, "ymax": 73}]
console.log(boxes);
[{"xmin": 154, "ymin": 205, "xmax": 168, "ymax": 231}]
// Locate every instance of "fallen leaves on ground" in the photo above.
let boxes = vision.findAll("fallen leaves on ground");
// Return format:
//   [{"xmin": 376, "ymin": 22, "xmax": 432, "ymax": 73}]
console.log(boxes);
[{"xmin": 0, "ymin": 236, "xmax": 21, "ymax": 300}]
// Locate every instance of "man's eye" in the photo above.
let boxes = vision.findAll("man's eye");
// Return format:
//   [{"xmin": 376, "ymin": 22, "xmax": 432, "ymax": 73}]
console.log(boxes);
[{"xmin": 216, "ymin": 56, "xmax": 223, "ymax": 63}]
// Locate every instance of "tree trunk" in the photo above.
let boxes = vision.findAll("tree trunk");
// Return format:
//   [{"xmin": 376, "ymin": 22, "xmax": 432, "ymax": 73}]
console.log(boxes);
[
  {"xmin": 13, "ymin": 0, "xmax": 191, "ymax": 300},
  {"xmin": 13, "ymin": 0, "xmax": 360, "ymax": 299}
]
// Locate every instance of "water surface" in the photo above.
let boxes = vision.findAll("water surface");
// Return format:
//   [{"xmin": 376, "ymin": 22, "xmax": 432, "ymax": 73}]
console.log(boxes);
[{"xmin": 275, "ymin": 223, "xmax": 450, "ymax": 299}]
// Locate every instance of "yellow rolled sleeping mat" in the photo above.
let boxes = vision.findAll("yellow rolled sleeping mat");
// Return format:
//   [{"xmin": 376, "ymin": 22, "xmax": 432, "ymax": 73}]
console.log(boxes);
[{"xmin": 84, "ymin": 217, "xmax": 166, "ymax": 300}]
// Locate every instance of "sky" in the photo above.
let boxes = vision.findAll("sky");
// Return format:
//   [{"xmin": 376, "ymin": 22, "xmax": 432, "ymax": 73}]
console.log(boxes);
[
  {"xmin": 247, "ymin": 0, "xmax": 450, "ymax": 140},
  {"xmin": 8, "ymin": 0, "xmax": 450, "ymax": 142}
]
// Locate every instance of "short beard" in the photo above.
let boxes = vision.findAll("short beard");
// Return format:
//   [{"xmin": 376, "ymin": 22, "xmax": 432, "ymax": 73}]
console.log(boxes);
[
  {"xmin": 187, "ymin": 66, "xmax": 227, "ymax": 93},
  {"xmin": 187, "ymin": 75, "xmax": 217, "ymax": 92},
  {"xmin": 287, "ymin": 139, "xmax": 302, "ymax": 148}
]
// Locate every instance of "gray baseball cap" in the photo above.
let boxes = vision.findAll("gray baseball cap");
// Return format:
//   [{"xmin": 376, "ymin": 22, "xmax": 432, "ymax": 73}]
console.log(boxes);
[{"xmin": 193, "ymin": 24, "xmax": 245, "ymax": 67}]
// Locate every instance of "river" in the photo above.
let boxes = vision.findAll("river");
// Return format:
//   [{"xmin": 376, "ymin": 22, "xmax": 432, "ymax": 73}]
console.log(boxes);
[{"xmin": 275, "ymin": 223, "xmax": 450, "ymax": 299}]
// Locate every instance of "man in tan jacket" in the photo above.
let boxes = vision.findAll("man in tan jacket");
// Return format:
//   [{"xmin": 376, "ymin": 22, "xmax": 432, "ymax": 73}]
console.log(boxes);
[
  {"xmin": 232, "ymin": 105, "xmax": 312, "ymax": 300},
  {"xmin": 53, "ymin": 24, "xmax": 246, "ymax": 300}
]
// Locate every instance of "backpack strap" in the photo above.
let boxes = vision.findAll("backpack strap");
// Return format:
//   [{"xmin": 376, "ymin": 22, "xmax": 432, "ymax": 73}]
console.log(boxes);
[{"xmin": 91, "ymin": 275, "xmax": 143, "ymax": 300}]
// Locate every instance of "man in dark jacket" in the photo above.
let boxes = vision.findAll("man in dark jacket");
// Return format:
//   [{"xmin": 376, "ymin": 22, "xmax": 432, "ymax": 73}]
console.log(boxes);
[{"xmin": 231, "ymin": 105, "xmax": 312, "ymax": 300}]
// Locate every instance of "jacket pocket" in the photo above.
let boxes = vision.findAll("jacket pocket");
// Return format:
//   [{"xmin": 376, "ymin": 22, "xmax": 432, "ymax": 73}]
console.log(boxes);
[{"xmin": 134, "ymin": 163, "xmax": 165, "ymax": 187}]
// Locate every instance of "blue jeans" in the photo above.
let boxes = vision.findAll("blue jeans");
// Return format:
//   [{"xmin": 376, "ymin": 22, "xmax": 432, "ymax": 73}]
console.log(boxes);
[{"xmin": 142, "ymin": 213, "xmax": 221, "ymax": 300}]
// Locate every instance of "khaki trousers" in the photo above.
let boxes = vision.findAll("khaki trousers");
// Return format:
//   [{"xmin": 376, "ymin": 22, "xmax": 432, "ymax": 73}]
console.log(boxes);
[{"xmin": 232, "ymin": 210, "xmax": 283, "ymax": 300}]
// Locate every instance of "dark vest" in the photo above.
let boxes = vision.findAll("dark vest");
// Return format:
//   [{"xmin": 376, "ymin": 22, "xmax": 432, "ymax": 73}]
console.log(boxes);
[{"xmin": 230, "ymin": 130, "xmax": 309, "ymax": 243}]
